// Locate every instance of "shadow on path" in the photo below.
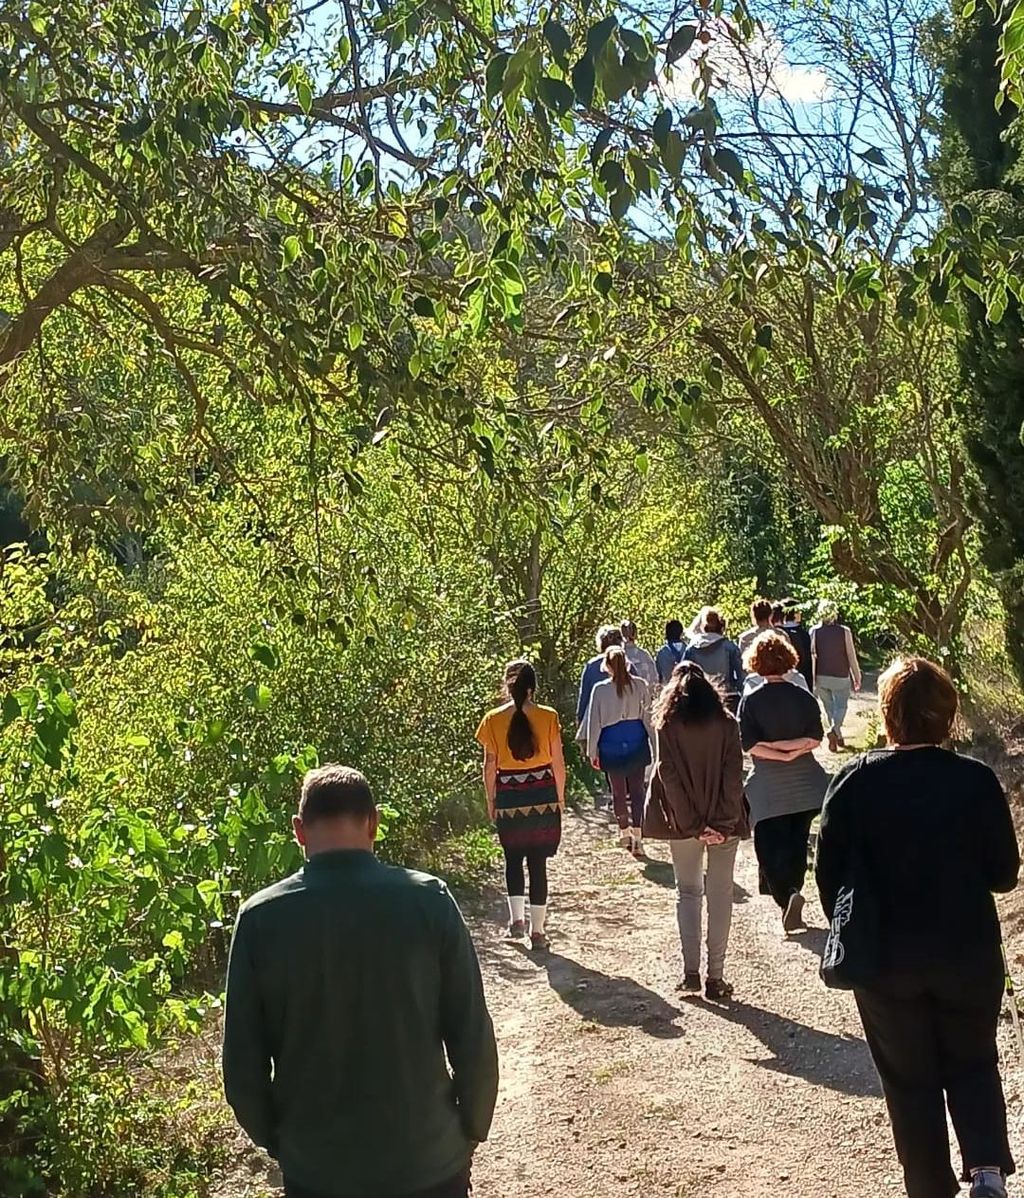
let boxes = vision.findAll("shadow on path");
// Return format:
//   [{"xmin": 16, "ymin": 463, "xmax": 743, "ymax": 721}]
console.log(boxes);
[
  {"xmin": 698, "ymin": 996, "xmax": 880, "ymax": 1098},
  {"xmin": 539, "ymin": 951, "xmax": 684, "ymax": 1039}
]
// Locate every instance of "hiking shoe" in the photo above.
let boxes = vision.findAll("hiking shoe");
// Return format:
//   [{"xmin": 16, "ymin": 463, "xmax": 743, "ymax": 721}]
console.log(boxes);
[
  {"xmin": 782, "ymin": 892, "xmax": 806, "ymax": 933},
  {"xmin": 970, "ymin": 1171, "xmax": 1007, "ymax": 1198},
  {"xmin": 836, "ymin": 731, "xmax": 846, "ymax": 749},
  {"xmin": 705, "ymin": 977, "xmax": 734, "ymax": 1001},
  {"xmin": 616, "ymin": 830, "xmax": 631, "ymax": 849},
  {"xmin": 679, "ymin": 971, "xmax": 702, "ymax": 993},
  {"xmin": 827, "ymin": 730, "xmax": 839, "ymax": 753},
  {"xmin": 507, "ymin": 920, "xmax": 527, "ymax": 940},
  {"xmin": 530, "ymin": 932, "xmax": 549, "ymax": 953}
]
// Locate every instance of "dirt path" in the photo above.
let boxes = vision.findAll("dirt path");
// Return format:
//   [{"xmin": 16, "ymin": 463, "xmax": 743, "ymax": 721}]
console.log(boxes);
[{"xmin": 213, "ymin": 681, "xmax": 1024, "ymax": 1198}]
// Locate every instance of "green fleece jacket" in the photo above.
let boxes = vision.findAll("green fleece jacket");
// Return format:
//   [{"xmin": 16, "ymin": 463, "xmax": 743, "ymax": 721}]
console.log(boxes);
[{"xmin": 222, "ymin": 849, "xmax": 499, "ymax": 1197}]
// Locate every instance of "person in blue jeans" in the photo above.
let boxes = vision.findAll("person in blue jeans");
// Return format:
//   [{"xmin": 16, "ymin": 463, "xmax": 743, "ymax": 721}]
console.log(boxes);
[{"xmin": 810, "ymin": 602, "xmax": 862, "ymax": 752}]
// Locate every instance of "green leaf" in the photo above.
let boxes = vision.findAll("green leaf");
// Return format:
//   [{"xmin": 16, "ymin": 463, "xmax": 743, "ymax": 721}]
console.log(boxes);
[
  {"xmin": 609, "ymin": 185, "xmax": 633, "ymax": 220},
  {"xmin": 1, "ymin": 692, "xmax": 19, "ymax": 729},
  {"xmin": 662, "ymin": 131, "xmax": 685, "ymax": 176},
  {"xmin": 485, "ymin": 52, "xmax": 511, "ymax": 100},
  {"xmin": 126, "ymin": 734, "xmax": 151, "ymax": 749},
  {"xmin": 858, "ymin": 147, "xmax": 888, "ymax": 167},
  {"xmin": 666, "ymin": 25, "xmax": 697, "ymax": 63},
  {"xmin": 538, "ymin": 76, "xmax": 575, "ymax": 115},
  {"xmin": 413, "ymin": 295, "xmax": 437, "ymax": 319},
  {"xmin": 590, "ymin": 127, "xmax": 614, "ymax": 165},
  {"xmin": 951, "ymin": 203, "xmax": 973, "ymax": 230},
  {"xmin": 961, "ymin": 0, "xmax": 977, "ymax": 15},
  {"xmin": 634, "ymin": 451, "xmax": 650, "ymax": 476},
  {"xmin": 586, "ymin": 15, "xmax": 618, "ymax": 56},
  {"xmin": 652, "ymin": 108, "xmax": 673, "ymax": 152},
  {"xmin": 619, "ymin": 28, "xmax": 651, "ymax": 60},
  {"xmin": 249, "ymin": 641, "xmax": 280, "ymax": 669},
  {"xmin": 713, "ymin": 147, "xmax": 745, "ymax": 185},
  {"xmin": 296, "ymin": 79, "xmax": 313, "ymax": 114},
  {"xmin": 594, "ymin": 271, "xmax": 614, "ymax": 296},
  {"xmin": 348, "ymin": 323, "xmax": 364, "ymax": 350},
  {"xmin": 755, "ymin": 324, "xmax": 774, "ymax": 349},
  {"xmin": 282, "ymin": 235, "xmax": 301, "ymax": 265},
  {"xmin": 196, "ymin": 879, "xmax": 219, "ymax": 908},
  {"xmin": 571, "ymin": 55, "xmax": 596, "ymax": 107},
  {"xmin": 543, "ymin": 20, "xmax": 572, "ymax": 66}
]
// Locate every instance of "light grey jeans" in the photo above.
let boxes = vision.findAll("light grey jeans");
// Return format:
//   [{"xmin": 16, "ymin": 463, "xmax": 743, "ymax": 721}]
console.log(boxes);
[
  {"xmin": 816, "ymin": 675, "xmax": 852, "ymax": 734},
  {"xmin": 668, "ymin": 837, "xmax": 740, "ymax": 979}
]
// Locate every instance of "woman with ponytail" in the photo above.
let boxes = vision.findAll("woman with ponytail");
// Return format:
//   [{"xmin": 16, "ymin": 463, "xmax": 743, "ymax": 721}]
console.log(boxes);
[
  {"xmin": 643, "ymin": 662, "xmax": 748, "ymax": 999},
  {"xmin": 476, "ymin": 660, "xmax": 566, "ymax": 951},
  {"xmin": 581, "ymin": 645, "xmax": 653, "ymax": 856}
]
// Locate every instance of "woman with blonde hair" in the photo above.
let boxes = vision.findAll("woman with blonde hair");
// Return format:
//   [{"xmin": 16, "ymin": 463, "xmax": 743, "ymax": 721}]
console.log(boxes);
[
  {"xmin": 476, "ymin": 660, "xmax": 566, "ymax": 951},
  {"xmin": 738, "ymin": 630, "xmax": 828, "ymax": 933},
  {"xmin": 644, "ymin": 662, "xmax": 748, "ymax": 999},
  {"xmin": 582, "ymin": 645, "xmax": 653, "ymax": 856},
  {"xmin": 816, "ymin": 658, "xmax": 1019, "ymax": 1198}
]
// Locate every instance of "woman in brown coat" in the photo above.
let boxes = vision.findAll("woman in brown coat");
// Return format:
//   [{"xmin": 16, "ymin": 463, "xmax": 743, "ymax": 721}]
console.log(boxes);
[{"xmin": 643, "ymin": 661, "xmax": 748, "ymax": 999}]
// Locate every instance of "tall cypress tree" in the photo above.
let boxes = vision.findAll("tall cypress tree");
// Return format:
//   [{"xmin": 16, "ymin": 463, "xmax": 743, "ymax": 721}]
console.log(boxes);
[{"xmin": 935, "ymin": 8, "xmax": 1024, "ymax": 675}]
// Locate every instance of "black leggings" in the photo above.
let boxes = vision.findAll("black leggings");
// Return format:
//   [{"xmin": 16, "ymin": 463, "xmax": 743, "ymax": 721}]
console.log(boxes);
[
  {"xmin": 503, "ymin": 848, "xmax": 549, "ymax": 905},
  {"xmin": 754, "ymin": 808, "xmax": 816, "ymax": 910}
]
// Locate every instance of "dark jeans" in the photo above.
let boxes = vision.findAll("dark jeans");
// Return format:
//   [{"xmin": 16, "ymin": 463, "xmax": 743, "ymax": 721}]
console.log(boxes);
[
  {"xmin": 608, "ymin": 767, "xmax": 646, "ymax": 829},
  {"xmin": 285, "ymin": 1167, "xmax": 471, "ymax": 1198},
  {"xmin": 504, "ymin": 847, "xmax": 549, "ymax": 905},
  {"xmin": 855, "ymin": 958, "xmax": 1014, "ymax": 1198},
  {"xmin": 753, "ymin": 808, "xmax": 815, "ymax": 909}
]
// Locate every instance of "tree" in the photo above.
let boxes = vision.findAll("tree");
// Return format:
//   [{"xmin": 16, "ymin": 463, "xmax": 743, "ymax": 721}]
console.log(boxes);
[{"xmin": 933, "ymin": 3, "xmax": 1024, "ymax": 676}]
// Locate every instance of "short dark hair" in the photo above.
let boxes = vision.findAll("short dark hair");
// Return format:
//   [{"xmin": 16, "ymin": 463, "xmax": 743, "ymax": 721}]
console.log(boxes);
[
  {"xmin": 665, "ymin": 619, "xmax": 683, "ymax": 642},
  {"xmin": 751, "ymin": 599, "xmax": 772, "ymax": 623},
  {"xmin": 770, "ymin": 603, "xmax": 785, "ymax": 624},
  {"xmin": 597, "ymin": 624, "xmax": 623, "ymax": 652},
  {"xmin": 879, "ymin": 657, "xmax": 958, "ymax": 745},
  {"xmin": 299, "ymin": 765, "xmax": 375, "ymax": 826}
]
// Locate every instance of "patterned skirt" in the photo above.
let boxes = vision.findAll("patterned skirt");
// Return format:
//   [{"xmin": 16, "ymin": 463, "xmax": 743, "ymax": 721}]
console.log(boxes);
[{"xmin": 495, "ymin": 765, "xmax": 562, "ymax": 856}]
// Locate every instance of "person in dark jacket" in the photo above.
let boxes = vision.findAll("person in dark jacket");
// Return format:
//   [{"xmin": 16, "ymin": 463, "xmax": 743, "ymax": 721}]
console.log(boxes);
[
  {"xmin": 656, "ymin": 618, "xmax": 688, "ymax": 684},
  {"xmin": 781, "ymin": 601, "xmax": 813, "ymax": 690},
  {"xmin": 576, "ymin": 624, "xmax": 624, "ymax": 728},
  {"xmin": 815, "ymin": 658, "xmax": 1020, "ymax": 1198},
  {"xmin": 223, "ymin": 765, "xmax": 499, "ymax": 1198},
  {"xmin": 682, "ymin": 607, "xmax": 743, "ymax": 711},
  {"xmin": 643, "ymin": 662, "xmax": 748, "ymax": 1000}
]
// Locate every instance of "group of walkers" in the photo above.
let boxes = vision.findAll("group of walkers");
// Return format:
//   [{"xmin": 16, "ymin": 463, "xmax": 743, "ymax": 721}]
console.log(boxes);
[{"xmin": 221, "ymin": 596, "xmax": 1022, "ymax": 1198}]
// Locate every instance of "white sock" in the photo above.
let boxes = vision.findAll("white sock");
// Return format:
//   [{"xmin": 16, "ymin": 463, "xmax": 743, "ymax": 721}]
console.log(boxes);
[
  {"xmin": 508, "ymin": 895, "xmax": 526, "ymax": 924},
  {"xmin": 530, "ymin": 904, "xmax": 547, "ymax": 935}
]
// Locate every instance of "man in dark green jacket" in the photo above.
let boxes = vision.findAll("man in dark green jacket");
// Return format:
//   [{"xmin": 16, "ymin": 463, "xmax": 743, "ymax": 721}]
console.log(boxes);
[{"xmin": 222, "ymin": 764, "xmax": 499, "ymax": 1198}]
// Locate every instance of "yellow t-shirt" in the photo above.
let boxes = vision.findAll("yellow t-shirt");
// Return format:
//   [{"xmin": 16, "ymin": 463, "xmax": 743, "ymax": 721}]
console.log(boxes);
[{"xmin": 475, "ymin": 703, "xmax": 561, "ymax": 772}]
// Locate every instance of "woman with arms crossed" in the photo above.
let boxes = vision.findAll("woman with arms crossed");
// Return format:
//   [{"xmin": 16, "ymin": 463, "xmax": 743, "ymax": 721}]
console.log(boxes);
[{"xmin": 738, "ymin": 630, "xmax": 828, "ymax": 933}]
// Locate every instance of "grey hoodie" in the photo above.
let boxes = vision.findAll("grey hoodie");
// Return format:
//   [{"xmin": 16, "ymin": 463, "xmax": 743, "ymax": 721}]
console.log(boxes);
[{"xmin": 682, "ymin": 633, "xmax": 743, "ymax": 694}]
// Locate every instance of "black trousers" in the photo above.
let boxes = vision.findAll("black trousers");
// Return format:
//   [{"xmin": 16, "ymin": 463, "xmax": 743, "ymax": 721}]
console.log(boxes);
[
  {"xmin": 753, "ymin": 808, "xmax": 815, "ymax": 909},
  {"xmin": 285, "ymin": 1167, "xmax": 471, "ymax": 1198},
  {"xmin": 854, "ymin": 957, "xmax": 1014, "ymax": 1198},
  {"xmin": 503, "ymin": 847, "xmax": 549, "ymax": 904}
]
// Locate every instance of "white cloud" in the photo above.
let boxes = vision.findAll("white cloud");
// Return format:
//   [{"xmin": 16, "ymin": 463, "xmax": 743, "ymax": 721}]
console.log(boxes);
[{"xmin": 662, "ymin": 21, "xmax": 831, "ymax": 107}]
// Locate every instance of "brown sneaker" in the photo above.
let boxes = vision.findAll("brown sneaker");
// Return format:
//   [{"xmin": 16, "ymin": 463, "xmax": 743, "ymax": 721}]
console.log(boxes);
[
  {"xmin": 827, "ymin": 730, "xmax": 839, "ymax": 753},
  {"xmin": 705, "ymin": 977, "xmax": 734, "ymax": 1001},
  {"xmin": 507, "ymin": 920, "xmax": 527, "ymax": 940},
  {"xmin": 530, "ymin": 932, "xmax": 549, "ymax": 953}
]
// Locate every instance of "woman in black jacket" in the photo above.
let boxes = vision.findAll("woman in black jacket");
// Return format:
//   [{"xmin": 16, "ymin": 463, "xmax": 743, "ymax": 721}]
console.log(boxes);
[{"xmin": 815, "ymin": 657, "xmax": 1020, "ymax": 1198}]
